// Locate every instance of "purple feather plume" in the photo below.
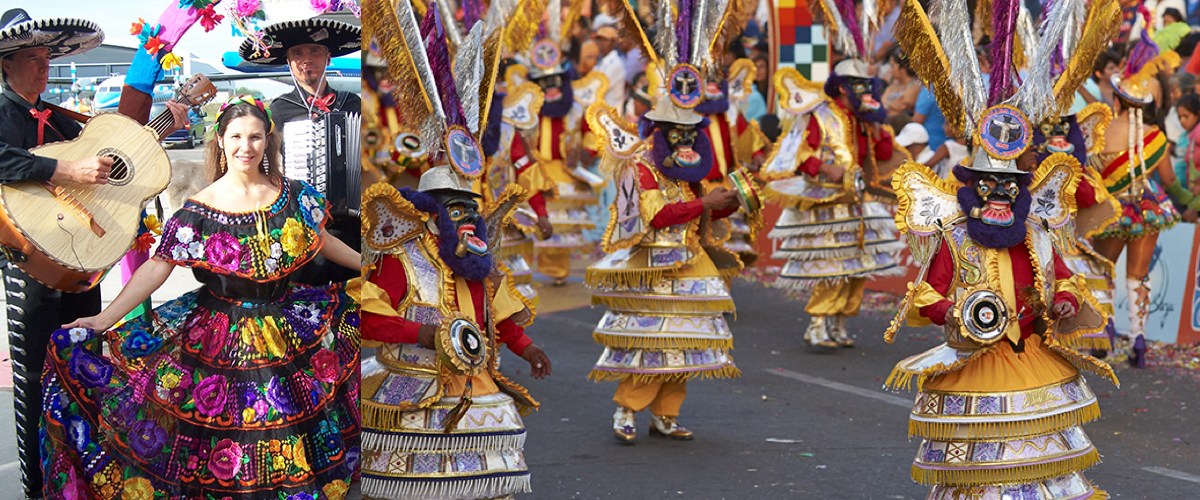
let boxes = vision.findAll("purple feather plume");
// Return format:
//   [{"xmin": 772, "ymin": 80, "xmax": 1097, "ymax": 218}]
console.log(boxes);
[
  {"xmin": 988, "ymin": 0, "xmax": 1019, "ymax": 106},
  {"xmin": 835, "ymin": 0, "xmax": 865, "ymax": 58},
  {"xmin": 463, "ymin": 0, "xmax": 485, "ymax": 31},
  {"xmin": 677, "ymin": 0, "xmax": 694, "ymax": 64},
  {"xmin": 422, "ymin": 7, "xmax": 467, "ymax": 128},
  {"xmin": 1124, "ymin": 29, "xmax": 1161, "ymax": 78}
]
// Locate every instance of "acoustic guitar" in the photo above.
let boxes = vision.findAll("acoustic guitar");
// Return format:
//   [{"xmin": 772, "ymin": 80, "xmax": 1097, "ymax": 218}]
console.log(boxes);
[{"xmin": 0, "ymin": 74, "xmax": 217, "ymax": 292}]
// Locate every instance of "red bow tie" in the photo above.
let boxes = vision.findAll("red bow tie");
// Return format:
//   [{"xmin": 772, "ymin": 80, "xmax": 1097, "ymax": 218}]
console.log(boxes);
[
  {"xmin": 308, "ymin": 94, "xmax": 335, "ymax": 114},
  {"xmin": 30, "ymin": 108, "xmax": 52, "ymax": 145}
]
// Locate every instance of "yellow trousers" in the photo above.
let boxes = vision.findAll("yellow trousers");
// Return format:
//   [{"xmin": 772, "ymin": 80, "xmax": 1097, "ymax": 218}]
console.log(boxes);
[
  {"xmin": 613, "ymin": 379, "xmax": 687, "ymax": 416},
  {"xmin": 804, "ymin": 278, "xmax": 865, "ymax": 316},
  {"xmin": 537, "ymin": 252, "xmax": 571, "ymax": 279}
]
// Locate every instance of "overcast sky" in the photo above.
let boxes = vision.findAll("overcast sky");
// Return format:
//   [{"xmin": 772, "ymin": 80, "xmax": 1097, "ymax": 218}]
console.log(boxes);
[{"xmin": 24, "ymin": 0, "xmax": 348, "ymax": 62}]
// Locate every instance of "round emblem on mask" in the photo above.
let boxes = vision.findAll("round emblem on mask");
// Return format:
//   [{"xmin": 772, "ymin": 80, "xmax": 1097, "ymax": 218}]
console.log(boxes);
[
  {"xmin": 444, "ymin": 126, "xmax": 484, "ymax": 179},
  {"xmin": 668, "ymin": 64, "xmax": 704, "ymax": 109},
  {"xmin": 531, "ymin": 39, "xmax": 561, "ymax": 70},
  {"xmin": 958, "ymin": 288, "xmax": 1009, "ymax": 345},
  {"xmin": 977, "ymin": 105, "xmax": 1031, "ymax": 160}
]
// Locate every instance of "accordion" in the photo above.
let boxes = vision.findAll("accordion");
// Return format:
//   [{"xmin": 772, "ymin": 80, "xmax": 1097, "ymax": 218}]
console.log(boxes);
[{"xmin": 283, "ymin": 112, "xmax": 362, "ymax": 216}]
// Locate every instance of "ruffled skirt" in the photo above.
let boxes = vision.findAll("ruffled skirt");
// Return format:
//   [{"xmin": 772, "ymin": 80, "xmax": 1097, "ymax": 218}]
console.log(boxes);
[
  {"xmin": 1097, "ymin": 181, "xmax": 1179, "ymax": 240},
  {"xmin": 769, "ymin": 201, "xmax": 905, "ymax": 289},
  {"xmin": 41, "ymin": 283, "xmax": 360, "ymax": 500},
  {"xmin": 888, "ymin": 336, "xmax": 1113, "ymax": 499}
]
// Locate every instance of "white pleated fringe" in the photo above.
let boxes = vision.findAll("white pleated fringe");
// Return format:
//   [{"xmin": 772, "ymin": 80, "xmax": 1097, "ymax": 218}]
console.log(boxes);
[
  {"xmin": 773, "ymin": 265, "xmax": 907, "ymax": 290},
  {"xmin": 768, "ymin": 218, "xmax": 896, "ymax": 238},
  {"xmin": 363, "ymin": 429, "xmax": 526, "ymax": 453},
  {"xmin": 363, "ymin": 473, "xmax": 531, "ymax": 500},
  {"xmin": 772, "ymin": 241, "xmax": 907, "ymax": 260}
]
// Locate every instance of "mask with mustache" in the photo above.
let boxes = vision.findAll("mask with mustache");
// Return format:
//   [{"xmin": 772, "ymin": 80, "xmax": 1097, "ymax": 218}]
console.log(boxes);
[
  {"xmin": 825, "ymin": 74, "xmax": 887, "ymax": 123},
  {"xmin": 954, "ymin": 166, "xmax": 1032, "ymax": 249},
  {"xmin": 1033, "ymin": 115, "xmax": 1087, "ymax": 167},
  {"xmin": 646, "ymin": 119, "xmax": 715, "ymax": 182},
  {"xmin": 695, "ymin": 78, "xmax": 729, "ymax": 115},
  {"xmin": 431, "ymin": 192, "xmax": 493, "ymax": 281},
  {"xmin": 532, "ymin": 69, "xmax": 575, "ymax": 118}
]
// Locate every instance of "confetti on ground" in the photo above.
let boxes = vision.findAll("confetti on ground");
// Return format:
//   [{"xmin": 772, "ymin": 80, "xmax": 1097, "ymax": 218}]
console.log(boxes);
[{"xmin": 766, "ymin": 438, "xmax": 802, "ymax": 443}]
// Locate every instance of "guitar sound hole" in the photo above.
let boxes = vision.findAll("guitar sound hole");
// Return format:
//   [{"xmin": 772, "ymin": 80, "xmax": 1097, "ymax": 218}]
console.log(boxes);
[{"xmin": 96, "ymin": 148, "xmax": 132, "ymax": 186}]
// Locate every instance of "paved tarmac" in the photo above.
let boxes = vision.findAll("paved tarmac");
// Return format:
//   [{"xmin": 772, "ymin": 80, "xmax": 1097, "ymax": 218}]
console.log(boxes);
[{"xmin": 502, "ymin": 279, "xmax": 1200, "ymax": 500}]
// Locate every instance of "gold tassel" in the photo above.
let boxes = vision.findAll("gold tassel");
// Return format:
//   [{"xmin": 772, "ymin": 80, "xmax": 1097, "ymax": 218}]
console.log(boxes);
[
  {"xmin": 592, "ymin": 331, "xmax": 734, "ymax": 350},
  {"xmin": 587, "ymin": 365, "xmax": 743, "ymax": 384},
  {"xmin": 591, "ymin": 295, "xmax": 736, "ymax": 314},
  {"xmin": 907, "ymin": 400, "xmax": 1102, "ymax": 440},
  {"xmin": 585, "ymin": 267, "xmax": 668, "ymax": 290},
  {"xmin": 910, "ymin": 447, "xmax": 1101, "ymax": 486},
  {"xmin": 442, "ymin": 378, "xmax": 473, "ymax": 433}
]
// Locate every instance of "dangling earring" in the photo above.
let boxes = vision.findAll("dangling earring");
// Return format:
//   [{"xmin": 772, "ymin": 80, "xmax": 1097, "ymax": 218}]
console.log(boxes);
[
  {"xmin": 219, "ymin": 149, "xmax": 228, "ymax": 177},
  {"xmin": 261, "ymin": 157, "xmax": 270, "ymax": 175}
]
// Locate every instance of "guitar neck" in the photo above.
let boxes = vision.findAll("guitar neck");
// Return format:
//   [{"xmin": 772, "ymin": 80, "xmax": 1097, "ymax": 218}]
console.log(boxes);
[{"xmin": 146, "ymin": 98, "xmax": 186, "ymax": 141}]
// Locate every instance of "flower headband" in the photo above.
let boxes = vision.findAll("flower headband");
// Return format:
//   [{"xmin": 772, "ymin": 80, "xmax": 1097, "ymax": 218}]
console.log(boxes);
[{"xmin": 215, "ymin": 95, "xmax": 275, "ymax": 133}]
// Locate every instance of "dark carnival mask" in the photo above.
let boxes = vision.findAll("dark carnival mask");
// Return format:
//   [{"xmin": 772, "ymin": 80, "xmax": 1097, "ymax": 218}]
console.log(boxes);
[
  {"xmin": 695, "ymin": 77, "xmax": 729, "ymax": 115},
  {"xmin": 432, "ymin": 192, "xmax": 492, "ymax": 281},
  {"xmin": 532, "ymin": 71, "xmax": 575, "ymax": 118},
  {"xmin": 972, "ymin": 173, "xmax": 1021, "ymax": 226},
  {"xmin": 649, "ymin": 120, "xmax": 715, "ymax": 183}
]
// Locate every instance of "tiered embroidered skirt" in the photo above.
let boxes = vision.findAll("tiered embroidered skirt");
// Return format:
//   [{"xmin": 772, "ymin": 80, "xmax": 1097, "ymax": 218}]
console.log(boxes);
[{"xmin": 888, "ymin": 335, "xmax": 1114, "ymax": 500}]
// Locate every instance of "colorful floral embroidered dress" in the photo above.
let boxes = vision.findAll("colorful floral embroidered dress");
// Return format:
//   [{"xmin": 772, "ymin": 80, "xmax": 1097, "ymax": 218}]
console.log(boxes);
[{"xmin": 41, "ymin": 179, "xmax": 361, "ymax": 500}]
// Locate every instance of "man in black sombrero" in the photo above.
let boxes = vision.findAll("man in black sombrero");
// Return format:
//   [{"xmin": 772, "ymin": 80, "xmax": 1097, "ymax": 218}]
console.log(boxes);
[
  {"xmin": 239, "ymin": 16, "xmax": 361, "ymax": 286},
  {"xmin": 0, "ymin": 9, "xmax": 105, "ymax": 499}
]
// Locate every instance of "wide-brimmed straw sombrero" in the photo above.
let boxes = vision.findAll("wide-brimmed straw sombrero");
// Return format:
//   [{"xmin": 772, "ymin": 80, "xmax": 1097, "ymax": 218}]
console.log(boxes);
[
  {"xmin": 0, "ymin": 9, "xmax": 104, "ymax": 61},
  {"xmin": 238, "ymin": 17, "xmax": 359, "ymax": 65}
]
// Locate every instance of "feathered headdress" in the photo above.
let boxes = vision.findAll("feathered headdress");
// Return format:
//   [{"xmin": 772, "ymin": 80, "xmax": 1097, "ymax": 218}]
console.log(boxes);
[
  {"xmin": 896, "ymin": 0, "xmax": 1121, "ymax": 138},
  {"xmin": 363, "ymin": 0, "xmax": 500, "ymax": 182},
  {"xmin": 1113, "ymin": 25, "xmax": 1181, "ymax": 105},
  {"xmin": 896, "ymin": 0, "xmax": 1121, "ymax": 173},
  {"xmin": 599, "ymin": 0, "xmax": 755, "ymax": 109}
]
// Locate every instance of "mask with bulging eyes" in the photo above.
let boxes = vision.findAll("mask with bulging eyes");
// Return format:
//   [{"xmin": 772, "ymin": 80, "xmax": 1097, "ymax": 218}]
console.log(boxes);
[
  {"xmin": 1038, "ymin": 118, "xmax": 1074, "ymax": 154},
  {"xmin": 435, "ymin": 193, "xmax": 488, "ymax": 257},
  {"xmin": 846, "ymin": 77, "xmax": 882, "ymax": 114},
  {"xmin": 535, "ymin": 75, "xmax": 565, "ymax": 102},
  {"xmin": 663, "ymin": 123, "xmax": 702, "ymax": 168},
  {"xmin": 972, "ymin": 173, "xmax": 1021, "ymax": 226}
]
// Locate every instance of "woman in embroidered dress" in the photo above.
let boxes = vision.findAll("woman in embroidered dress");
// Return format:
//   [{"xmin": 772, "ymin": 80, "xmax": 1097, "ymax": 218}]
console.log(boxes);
[{"xmin": 40, "ymin": 96, "xmax": 362, "ymax": 500}]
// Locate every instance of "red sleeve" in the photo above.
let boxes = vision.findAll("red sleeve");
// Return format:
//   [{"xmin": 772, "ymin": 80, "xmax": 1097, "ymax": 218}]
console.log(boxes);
[
  {"xmin": 496, "ymin": 317, "xmax": 533, "ymax": 355},
  {"xmin": 1052, "ymin": 251, "xmax": 1079, "ymax": 309},
  {"xmin": 798, "ymin": 118, "xmax": 823, "ymax": 176},
  {"xmin": 527, "ymin": 191, "xmax": 548, "ymax": 217},
  {"xmin": 875, "ymin": 127, "xmax": 894, "ymax": 161},
  {"xmin": 1075, "ymin": 179, "xmax": 1097, "ymax": 209},
  {"xmin": 1187, "ymin": 48, "xmax": 1200, "ymax": 75},
  {"xmin": 510, "ymin": 133, "xmax": 530, "ymax": 166},
  {"xmin": 638, "ymin": 163, "xmax": 706, "ymax": 228},
  {"xmin": 362, "ymin": 255, "xmax": 423, "ymax": 344},
  {"xmin": 510, "ymin": 137, "xmax": 549, "ymax": 217},
  {"xmin": 919, "ymin": 239, "xmax": 957, "ymax": 325}
]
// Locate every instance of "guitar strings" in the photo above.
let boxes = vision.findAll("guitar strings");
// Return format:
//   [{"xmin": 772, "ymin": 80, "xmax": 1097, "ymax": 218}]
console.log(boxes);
[{"xmin": 54, "ymin": 102, "xmax": 182, "ymax": 264}]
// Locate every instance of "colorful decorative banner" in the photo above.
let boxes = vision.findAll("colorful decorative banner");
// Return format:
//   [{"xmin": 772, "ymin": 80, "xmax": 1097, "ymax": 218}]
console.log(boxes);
[{"xmin": 769, "ymin": 0, "xmax": 829, "ymax": 107}]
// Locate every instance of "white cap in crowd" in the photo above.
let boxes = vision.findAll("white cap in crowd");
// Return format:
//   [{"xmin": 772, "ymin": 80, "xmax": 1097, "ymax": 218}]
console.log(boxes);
[{"xmin": 896, "ymin": 122, "xmax": 930, "ymax": 147}]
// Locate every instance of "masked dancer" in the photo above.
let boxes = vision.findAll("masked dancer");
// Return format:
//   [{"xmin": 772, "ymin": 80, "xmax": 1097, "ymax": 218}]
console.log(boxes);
[
  {"xmin": 759, "ymin": 5, "xmax": 908, "ymax": 349},
  {"xmin": 885, "ymin": 0, "xmax": 1122, "ymax": 497},
  {"xmin": 358, "ymin": 1, "xmax": 553, "ymax": 498}
]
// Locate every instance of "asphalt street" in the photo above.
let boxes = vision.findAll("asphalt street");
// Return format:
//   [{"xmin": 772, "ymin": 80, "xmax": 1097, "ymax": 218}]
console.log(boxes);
[{"xmin": 500, "ymin": 280, "xmax": 1200, "ymax": 500}]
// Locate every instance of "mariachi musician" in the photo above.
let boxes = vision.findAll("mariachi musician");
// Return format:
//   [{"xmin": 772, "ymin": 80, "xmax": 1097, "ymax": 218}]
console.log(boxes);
[
  {"xmin": 241, "ymin": 17, "xmax": 362, "ymax": 285},
  {"xmin": 0, "ymin": 8, "xmax": 188, "ymax": 498}
]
